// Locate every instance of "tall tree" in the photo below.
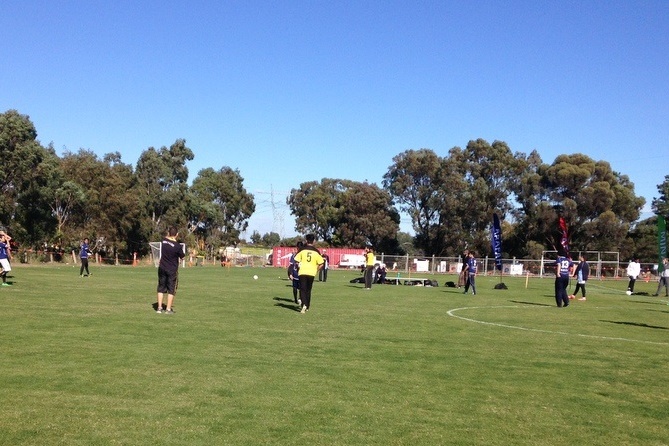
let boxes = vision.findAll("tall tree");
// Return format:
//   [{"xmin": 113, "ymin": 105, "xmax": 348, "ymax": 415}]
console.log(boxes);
[
  {"xmin": 287, "ymin": 179, "xmax": 349, "ymax": 244},
  {"xmin": 541, "ymin": 154, "xmax": 645, "ymax": 254},
  {"xmin": 288, "ymin": 179, "xmax": 400, "ymax": 248},
  {"xmin": 190, "ymin": 166, "xmax": 255, "ymax": 248},
  {"xmin": 651, "ymin": 175, "xmax": 669, "ymax": 217},
  {"xmin": 446, "ymin": 139, "xmax": 527, "ymax": 255},
  {"xmin": 383, "ymin": 149, "xmax": 455, "ymax": 255},
  {"xmin": 336, "ymin": 181, "xmax": 400, "ymax": 251},
  {"xmin": 384, "ymin": 142, "xmax": 525, "ymax": 256},
  {"xmin": 135, "ymin": 139, "xmax": 194, "ymax": 237},
  {"xmin": 0, "ymin": 110, "xmax": 54, "ymax": 242},
  {"xmin": 59, "ymin": 149, "xmax": 141, "ymax": 255},
  {"xmin": 508, "ymin": 150, "xmax": 551, "ymax": 257}
]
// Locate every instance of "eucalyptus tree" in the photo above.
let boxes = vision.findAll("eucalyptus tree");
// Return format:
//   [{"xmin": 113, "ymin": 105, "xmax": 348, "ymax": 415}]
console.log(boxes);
[
  {"xmin": 651, "ymin": 175, "xmax": 669, "ymax": 217},
  {"xmin": 446, "ymin": 139, "xmax": 527, "ymax": 256},
  {"xmin": 287, "ymin": 178, "xmax": 400, "ymax": 248},
  {"xmin": 383, "ymin": 149, "xmax": 456, "ymax": 255},
  {"xmin": 135, "ymin": 139, "xmax": 194, "ymax": 238},
  {"xmin": 0, "ymin": 110, "xmax": 55, "ymax": 242},
  {"xmin": 335, "ymin": 181, "xmax": 400, "ymax": 251},
  {"xmin": 287, "ymin": 178, "xmax": 348, "ymax": 244},
  {"xmin": 190, "ymin": 166, "xmax": 255, "ymax": 248},
  {"xmin": 59, "ymin": 150, "xmax": 140, "ymax": 254},
  {"xmin": 383, "ymin": 142, "xmax": 524, "ymax": 257},
  {"xmin": 540, "ymin": 154, "xmax": 644, "ymax": 254}
]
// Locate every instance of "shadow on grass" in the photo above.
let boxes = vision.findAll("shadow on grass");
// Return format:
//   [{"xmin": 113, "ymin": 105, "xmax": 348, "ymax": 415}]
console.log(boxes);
[
  {"xmin": 600, "ymin": 320, "xmax": 669, "ymax": 330},
  {"xmin": 273, "ymin": 297, "xmax": 301, "ymax": 312},
  {"xmin": 647, "ymin": 308, "xmax": 669, "ymax": 314},
  {"xmin": 510, "ymin": 300, "xmax": 554, "ymax": 307}
]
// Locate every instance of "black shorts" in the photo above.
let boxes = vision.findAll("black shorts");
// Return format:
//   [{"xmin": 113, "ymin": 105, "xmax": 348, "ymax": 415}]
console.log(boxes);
[{"xmin": 157, "ymin": 267, "xmax": 178, "ymax": 294}]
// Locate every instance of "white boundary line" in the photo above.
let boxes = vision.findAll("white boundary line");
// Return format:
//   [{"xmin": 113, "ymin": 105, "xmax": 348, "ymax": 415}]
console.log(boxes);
[{"xmin": 447, "ymin": 305, "xmax": 669, "ymax": 346}]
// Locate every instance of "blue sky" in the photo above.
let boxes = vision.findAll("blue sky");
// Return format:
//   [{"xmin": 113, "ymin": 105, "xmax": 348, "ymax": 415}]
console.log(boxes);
[{"xmin": 2, "ymin": 1, "xmax": 668, "ymax": 238}]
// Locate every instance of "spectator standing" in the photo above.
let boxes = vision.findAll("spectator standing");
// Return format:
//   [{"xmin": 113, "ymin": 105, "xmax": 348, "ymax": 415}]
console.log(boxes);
[
  {"xmin": 457, "ymin": 249, "xmax": 469, "ymax": 288},
  {"xmin": 318, "ymin": 249, "xmax": 329, "ymax": 282},
  {"xmin": 573, "ymin": 254, "xmax": 589, "ymax": 301}
]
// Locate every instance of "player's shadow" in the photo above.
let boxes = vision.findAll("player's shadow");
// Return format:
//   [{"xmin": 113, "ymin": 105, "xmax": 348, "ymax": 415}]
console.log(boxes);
[
  {"xmin": 510, "ymin": 300, "xmax": 554, "ymax": 307},
  {"xmin": 273, "ymin": 297, "xmax": 301, "ymax": 312},
  {"xmin": 600, "ymin": 320, "xmax": 668, "ymax": 330}
]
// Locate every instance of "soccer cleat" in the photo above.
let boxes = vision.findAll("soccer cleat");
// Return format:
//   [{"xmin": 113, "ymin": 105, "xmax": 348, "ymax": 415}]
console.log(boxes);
[
  {"xmin": 297, "ymin": 298, "xmax": 302, "ymax": 306},
  {"xmin": 156, "ymin": 308, "xmax": 162, "ymax": 313},
  {"xmin": 165, "ymin": 309, "xmax": 174, "ymax": 314},
  {"xmin": 300, "ymin": 306, "xmax": 306, "ymax": 314},
  {"xmin": 1, "ymin": 283, "xmax": 10, "ymax": 286},
  {"xmin": 578, "ymin": 297, "xmax": 586, "ymax": 301}
]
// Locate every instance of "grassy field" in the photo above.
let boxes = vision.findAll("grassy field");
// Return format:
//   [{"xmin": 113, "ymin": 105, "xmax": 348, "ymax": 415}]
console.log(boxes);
[{"xmin": 1, "ymin": 264, "xmax": 668, "ymax": 445}]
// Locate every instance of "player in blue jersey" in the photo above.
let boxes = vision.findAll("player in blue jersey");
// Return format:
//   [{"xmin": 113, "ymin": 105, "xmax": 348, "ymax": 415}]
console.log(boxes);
[
  {"xmin": 555, "ymin": 253, "xmax": 573, "ymax": 307},
  {"xmin": 0, "ymin": 231, "xmax": 12, "ymax": 286},
  {"xmin": 462, "ymin": 251, "xmax": 477, "ymax": 295},
  {"xmin": 287, "ymin": 241, "xmax": 303, "ymax": 305},
  {"xmin": 79, "ymin": 238, "xmax": 92, "ymax": 277}
]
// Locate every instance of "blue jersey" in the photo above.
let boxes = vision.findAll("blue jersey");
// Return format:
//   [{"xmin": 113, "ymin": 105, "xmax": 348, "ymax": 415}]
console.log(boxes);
[
  {"xmin": 288, "ymin": 253, "xmax": 299, "ymax": 277},
  {"xmin": 0, "ymin": 242, "xmax": 8, "ymax": 260},
  {"xmin": 556, "ymin": 256, "xmax": 573, "ymax": 278},
  {"xmin": 80, "ymin": 242, "xmax": 89, "ymax": 259},
  {"xmin": 467, "ymin": 257, "xmax": 477, "ymax": 274}
]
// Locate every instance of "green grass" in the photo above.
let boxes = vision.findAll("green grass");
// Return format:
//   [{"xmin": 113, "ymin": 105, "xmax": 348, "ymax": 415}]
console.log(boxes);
[{"xmin": 1, "ymin": 265, "xmax": 668, "ymax": 445}]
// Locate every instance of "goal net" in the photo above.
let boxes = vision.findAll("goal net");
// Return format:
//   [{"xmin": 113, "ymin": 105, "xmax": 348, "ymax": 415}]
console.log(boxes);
[{"xmin": 149, "ymin": 242, "xmax": 187, "ymax": 268}]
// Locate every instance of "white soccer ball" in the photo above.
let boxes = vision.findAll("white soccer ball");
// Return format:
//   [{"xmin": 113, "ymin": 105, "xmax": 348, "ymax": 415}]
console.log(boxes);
[
  {"xmin": 626, "ymin": 290, "xmax": 632, "ymax": 296},
  {"xmin": 253, "ymin": 275, "xmax": 258, "ymax": 280}
]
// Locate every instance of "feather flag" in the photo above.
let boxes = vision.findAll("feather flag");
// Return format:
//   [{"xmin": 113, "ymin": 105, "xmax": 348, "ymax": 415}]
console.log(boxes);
[
  {"xmin": 559, "ymin": 217, "xmax": 569, "ymax": 257},
  {"xmin": 492, "ymin": 213, "xmax": 503, "ymax": 271},
  {"xmin": 659, "ymin": 215, "xmax": 667, "ymax": 273}
]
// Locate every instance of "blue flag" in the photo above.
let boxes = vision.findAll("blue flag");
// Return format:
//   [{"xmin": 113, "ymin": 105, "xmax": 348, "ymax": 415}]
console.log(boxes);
[{"xmin": 492, "ymin": 213, "xmax": 503, "ymax": 271}]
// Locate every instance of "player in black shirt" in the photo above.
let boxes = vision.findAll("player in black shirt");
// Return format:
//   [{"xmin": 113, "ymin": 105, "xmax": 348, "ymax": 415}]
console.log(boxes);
[{"xmin": 156, "ymin": 227, "xmax": 185, "ymax": 314}]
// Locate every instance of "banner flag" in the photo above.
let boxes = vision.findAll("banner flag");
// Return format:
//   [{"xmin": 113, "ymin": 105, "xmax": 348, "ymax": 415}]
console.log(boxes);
[
  {"xmin": 559, "ymin": 217, "xmax": 569, "ymax": 257},
  {"xmin": 492, "ymin": 213, "xmax": 503, "ymax": 271},
  {"xmin": 659, "ymin": 215, "xmax": 667, "ymax": 273}
]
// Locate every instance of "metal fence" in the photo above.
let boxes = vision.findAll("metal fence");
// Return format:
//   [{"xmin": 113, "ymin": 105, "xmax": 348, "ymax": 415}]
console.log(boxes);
[
  {"xmin": 15, "ymin": 248, "xmax": 659, "ymax": 281},
  {"xmin": 368, "ymin": 252, "xmax": 654, "ymax": 280}
]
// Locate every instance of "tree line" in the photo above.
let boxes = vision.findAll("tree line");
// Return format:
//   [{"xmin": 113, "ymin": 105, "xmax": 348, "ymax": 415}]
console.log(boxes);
[
  {"xmin": 2, "ymin": 109, "xmax": 667, "ymax": 262},
  {"xmin": 0, "ymin": 110, "xmax": 253, "ymax": 259}
]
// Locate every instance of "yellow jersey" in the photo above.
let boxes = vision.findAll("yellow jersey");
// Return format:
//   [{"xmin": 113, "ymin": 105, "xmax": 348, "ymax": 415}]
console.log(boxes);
[{"xmin": 293, "ymin": 247, "xmax": 324, "ymax": 277}]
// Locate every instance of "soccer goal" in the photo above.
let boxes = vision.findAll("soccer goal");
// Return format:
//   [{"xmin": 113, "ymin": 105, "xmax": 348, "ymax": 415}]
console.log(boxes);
[{"xmin": 149, "ymin": 242, "xmax": 187, "ymax": 268}]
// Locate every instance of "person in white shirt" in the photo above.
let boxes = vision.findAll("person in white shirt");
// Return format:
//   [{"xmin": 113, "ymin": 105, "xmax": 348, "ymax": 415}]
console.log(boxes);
[{"xmin": 626, "ymin": 258, "xmax": 641, "ymax": 294}]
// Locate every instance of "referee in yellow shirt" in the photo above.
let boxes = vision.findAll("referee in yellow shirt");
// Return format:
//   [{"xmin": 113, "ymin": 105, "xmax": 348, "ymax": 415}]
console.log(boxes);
[{"xmin": 293, "ymin": 234, "xmax": 325, "ymax": 314}]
